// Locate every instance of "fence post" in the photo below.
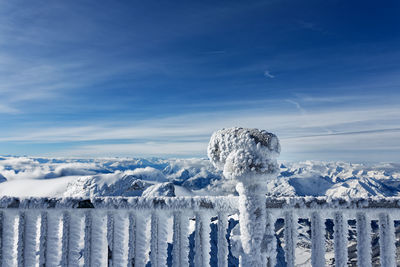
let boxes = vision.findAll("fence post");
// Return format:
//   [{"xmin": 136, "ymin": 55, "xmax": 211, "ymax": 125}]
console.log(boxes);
[
  {"xmin": 236, "ymin": 180, "xmax": 269, "ymax": 265},
  {"xmin": 208, "ymin": 127, "xmax": 281, "ymax": 266}
]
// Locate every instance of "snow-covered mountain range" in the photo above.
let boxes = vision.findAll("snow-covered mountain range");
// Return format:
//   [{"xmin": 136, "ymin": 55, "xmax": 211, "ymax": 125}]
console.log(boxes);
[
  {"xmin": 0, "ymin": 156, "xmax": 399, "ymax": 198},
  {"xmin": 1, "ymin": 156, "xmax": 399, "ymax": 266}
]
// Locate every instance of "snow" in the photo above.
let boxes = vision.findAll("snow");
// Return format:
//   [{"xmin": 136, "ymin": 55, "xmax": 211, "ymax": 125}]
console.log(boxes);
[
  {"xmin": 356, "ymin": 212, "xmax": 372, "ymax": 267},
  {"xmin": 284, "ymin": 211, "xmax": 296, "ymax": 267},
  {"xmin": 0, "ymin": 156, "xmax": 400, "ymax": 199},
  {"xmin": 134, "ymin": 214, "xmax": 149, "ymax": 267},
  {"xmin": 208, "ymin": 128, "xmax": 281, "ymax": 266},
  {"xmin": 207, "ymin": 127, "xmax": 280, "ymax": 182},
  {"xmin": 1, "ymin": 155, "xmax": 400, "ymax": 266},
  {"xmin": 111, "ymin": 211, "xmax": 129, "ymax": 266},
  {"xmin": 127, "ymin": 213, "xmax": 135, "ymax": 267},
  {"xmin": 46, "ymin": 212, "xmax": 62, "ymax": 266},
  {"xmin": 66, "ymin": 212, "xmax": 83, "ymax": 266},
  {"xmin": 194, "ymin": 212, "xmax": 211, "ymax": 267},
  {"xmin": 311, "ymin": 212, "xmax": 325, "ymax": 267},
  {"xmin": 333, "ymin": 212, "xmax": 348, "ymax": 267},
  {"xmin": 172, "ymin": 211, "xmax": 189, "ymax": 267},
  {"xmin": 217, "ymin": 212, "xmax": 229, "ymax": 267},
  {"xmin": 142, "ymin": 182, "xmax": 176, "ymax": 197},
  {"xmin": 90, "ymin": 212, "xmax": 108, "ymax": 266},
  {"xmin": 39, "ymin": 212, "xmax": 47, "ymax": 266},
  {"xmin": 21, "ymin": 211, "xmax": 38, "ymax": 266},
  {"xmin": 150, "ymin": 212, "xmax": 168, "ymax": 266},
  {"xmin": 264, "ymin": 212, "xmax": 277, "ymax": 267},
  {"xmin": 235, "ymin": 183, "xmax": 268, "ymax": 265},
  {"xmin": 3, "ymin": 211, "xmax": 18, "ymax": 266},
  {"xmin": 379, "ymin": 213, "xmax": 396, "ymax": 266},
  {"xmin": 83, "ymin": 211, "xmax": 92, "ymax": 267},
  {"xmin": 0, "ymin": 176, "xmax": 76, "ymax": 197}
]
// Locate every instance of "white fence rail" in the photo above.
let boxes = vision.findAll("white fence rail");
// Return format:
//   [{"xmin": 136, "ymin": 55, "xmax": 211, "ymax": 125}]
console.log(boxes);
[{"xmin": 0, "ymin": 196, "xmax": 400, "ymax": 266}]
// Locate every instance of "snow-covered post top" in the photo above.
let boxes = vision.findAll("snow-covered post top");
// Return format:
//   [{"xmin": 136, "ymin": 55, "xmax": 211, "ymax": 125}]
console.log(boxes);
[
  {"xmin": 208, "ymin": 127, "xmax": 280, "ymax": 266},
  {"xmin": 208, "ymin": 127, "xmax": 280, "ymax": 184}
]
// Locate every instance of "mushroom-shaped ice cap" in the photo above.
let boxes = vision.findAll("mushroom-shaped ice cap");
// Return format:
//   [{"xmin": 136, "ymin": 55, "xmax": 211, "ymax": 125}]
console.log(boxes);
[{"xmin": 207, "ymin": 127, "xmax": 280, "ymax": 182}]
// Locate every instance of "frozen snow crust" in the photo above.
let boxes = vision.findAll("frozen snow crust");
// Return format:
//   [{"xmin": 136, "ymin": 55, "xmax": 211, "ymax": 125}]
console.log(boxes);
[{"xmin": 208, "ymin": 127, "xmax": 280, "ymax": 182}]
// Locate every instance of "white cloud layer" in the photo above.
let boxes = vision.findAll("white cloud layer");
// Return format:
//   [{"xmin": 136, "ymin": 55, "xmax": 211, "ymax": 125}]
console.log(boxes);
[{"xmin": 0, "ymin": 104, "xmax": 398, "ymax": 161}]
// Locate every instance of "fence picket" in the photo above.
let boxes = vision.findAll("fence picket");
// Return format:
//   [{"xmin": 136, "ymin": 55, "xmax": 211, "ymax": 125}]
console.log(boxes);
[
  {"xmin": 173, "ymin": 211, "xmax": 189, "ymax": 267},
  {"xmin": 284, "ymin": 211, "xmax": 296, "ymax": 267},
  {"xmin": 217, "ymin": 212, "xmax": 229, "ymax": 267},
  {"xmin": 194, "ymin": 212, "xmax": 211, "ymax": 267},
  {"xmin": 61, "ymin": 212, "xmax": 70, "ymax": 267},
  {"xmin": 83, "ymin": 211, "xmax": 92, "ymax": 267},
  {"xmin": 379, "ymin": 213, "xmax": 396, "ymax": 267},
  {"xmin": 334, "ymin": 212, "xmax": 348, "ymax": 267},
  {"xmin": 150, "ymin": 212, "xmax": 168, "ymax": 267},
  {"xmin": 127, "ymin": 213, "xmax": 135, "ymax": 267},
  {"xmin": 46, "ymin": 212, "xmax": 62, "ymax": 266},
  {"xmin": 311, "ymin": 212, "xmax": 325, "ymax": 267},
  {"xmin": 112, "ymin": 212, "xmax": 127, "ymax": 266},
  {"xmin": 91, "ymin": 212, "xmax": 108, "ymax": 266},
  {"xmin": 134, "ymin": 215, "xmax": 147, "ymax": 267},
  {"xmin": 39, "ymin": 212, "xmax": 47, "ymax": 266}
]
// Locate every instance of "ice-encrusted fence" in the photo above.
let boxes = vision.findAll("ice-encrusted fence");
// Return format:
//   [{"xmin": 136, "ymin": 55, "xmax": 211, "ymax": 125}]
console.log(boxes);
[
  {"xmin": 1, "ymin": 196, "xmax": 400, "ymax": 266},
  {"xmin": 0, "ymin": 196, "xmax": 238, "ymax": 267},
  {"xmin": 264, "ymin": 197, "xmax": 400, "ymax": 267}
]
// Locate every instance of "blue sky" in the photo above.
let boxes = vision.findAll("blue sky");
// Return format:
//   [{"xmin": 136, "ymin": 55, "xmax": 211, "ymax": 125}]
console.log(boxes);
[{"xmin": 0, "ymin": 0, "xmax": 399, "ymax": 162}]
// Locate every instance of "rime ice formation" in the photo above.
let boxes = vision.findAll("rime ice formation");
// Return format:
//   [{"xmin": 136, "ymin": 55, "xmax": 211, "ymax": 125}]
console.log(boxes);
[
  {"xmin": 208, "ymin": 127, "xmax": 281, "ymax": 266},
  {"xmin": 208, "ymin": 127, "xmax": 280, "ymax": 182}
]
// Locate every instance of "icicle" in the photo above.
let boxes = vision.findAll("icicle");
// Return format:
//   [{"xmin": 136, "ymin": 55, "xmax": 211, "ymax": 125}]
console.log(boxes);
[
  {"xmin": 172, "ymin": 211, "xmax": 189, "ymax": 267},
  {"xmin": 66, "ymin": 212, "xmax": 82, "ymax": 266},
  {"xmin": 83, "ymin": 211, "xmax": 92, "ymax": 267},
  {"xmin": 217, "ymin": 213, "xmax": 228, "ymax": 267},
  {"xmin": 379, "ymin": 213, "xmax": 396, "ymax": 267},
  {"xmin": 38, "ymin": 211, "xmax": 48, "ymax": 267},
  {"xmin": 90, "ymin": 212, "xmax": 108, "ymax": 266},
  {"xmin": 46, "ymin": 211, "xmax": 62, "ymax": 266},
  {"xmin": 264, "ymin": 212, "xmax": 277, "ymax": 267},
  {"xmin": 23, "ymin": 211, "xmax": 38, "ymax": 267},
  {"xmin": 311, "ymin": 212, "xmax": 325, "ymax": 267},
  {"xmin": 356, "ymin": 212, "xmax": 371, "ymax": 267},
  {"xmin": 334, "ymin": 212, "xmax": 348, "ymax": 267},
  {"xmin": 107, "ymin": 212, "xmax": 114, "ymax": 267},
  {"xmin": 127, "ymin": 213, "xmax": 135, "ymax": 267},
  {"xmin": 3, "ymin": 211, "xmax": 17, "ymax": 266},
  {"xmin": 150, "ymin": 212, "xmax": 168, "ymax": 267},
  {"xmin": 284, "ymin": 211, "xmax": 296, "ymax": 267},
  {"xmin": 194, "ymin": 212, "xmax": 211, "ymax": 267},
  {"xmin": 17, "ymin": 212, "xmax": 25, "ymax": 267},
  {"xmin": 112, "ymin": 211, "xmax": 128, "ymax": 267},
  {"xmin": 134, "ymin": 214, "xmax": 148, "ymax": 267}
]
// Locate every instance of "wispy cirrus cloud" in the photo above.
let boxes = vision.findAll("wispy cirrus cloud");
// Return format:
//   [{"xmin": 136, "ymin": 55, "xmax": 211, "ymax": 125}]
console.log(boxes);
[
  {"xmin": 264, "ymin": 70, "xmax": 275, "ymax": 78},
  {"xmin": 0, "ymin": 104, "xmax": 20, "ymax": 114},
  {"xmin": 1, "ymin": 102, "xmax": 399, "ymax": 161}
]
